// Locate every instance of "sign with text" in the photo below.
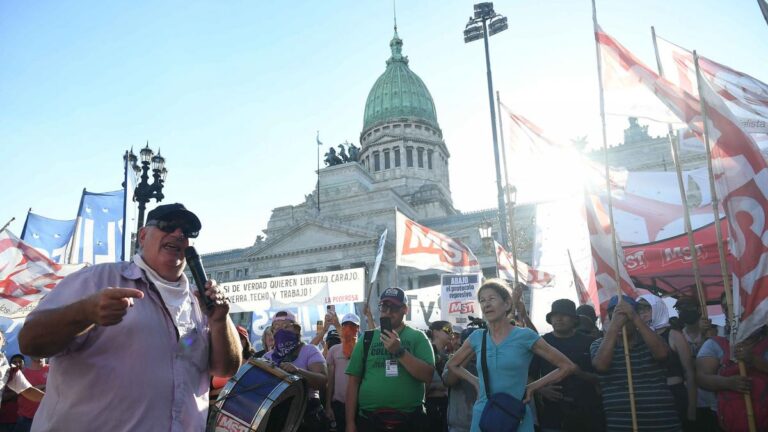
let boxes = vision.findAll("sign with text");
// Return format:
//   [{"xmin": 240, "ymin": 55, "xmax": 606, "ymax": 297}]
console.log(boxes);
[
  {"xmin": 440, "ymin": 274, "xmax": 481, "ymax": 326},
  {"xmin": 219, "ymin": 268, "xmax": 365, "ymax": 313},
  {"xmin": 402, "ymin": 285, "xmax": 442, "ymax": 330}
]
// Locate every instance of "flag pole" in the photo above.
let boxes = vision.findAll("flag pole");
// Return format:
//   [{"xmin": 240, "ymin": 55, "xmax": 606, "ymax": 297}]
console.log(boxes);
[
  {"xmin": 591, "ymin": 2, "xmax": 638, "ymax": 430},
  {"xmin": 394, "ymin": 207, "xmax": 399, "ymax": 287},
  {"xmin": 0, "ymin": 217, "xmax": 15, "ymax": 233},
  {"xmin": 121, "ymin": 150, "xmax": 129, "ymax": 261},
  {"xmin": 316, "ymin": 131, "xmax": 321, "ymax": 212},
  {"xmin": 20, "ymin": 208, "xmax": 32, "ymax": 239},
  {"xmin": 650, "ymin": 27, "xmax": 707, "ymax": 314},
  {"xmin": 693, "ymin": 50, "xmax": 756, "ymax": 432},
  {"xmin": 496, "ymin": 92, "xmax": 520, "ymax": 287}
]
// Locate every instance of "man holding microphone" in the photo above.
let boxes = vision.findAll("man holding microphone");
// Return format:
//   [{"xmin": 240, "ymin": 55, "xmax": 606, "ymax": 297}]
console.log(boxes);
[{"xmin": 19, "ymin": 203, "xmax": 241, "ymax": 432}]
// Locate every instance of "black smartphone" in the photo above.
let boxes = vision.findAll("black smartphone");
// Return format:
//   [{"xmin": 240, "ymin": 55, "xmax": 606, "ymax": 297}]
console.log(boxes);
[{"xmin": 380, "ymin": 317, "xmax": 392, "ymax": 333}]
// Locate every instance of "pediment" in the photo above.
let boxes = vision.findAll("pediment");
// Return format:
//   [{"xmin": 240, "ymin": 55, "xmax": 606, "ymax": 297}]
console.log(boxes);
[{"xmin": 248, "ymin": 221, "xmax": 376, "ymax": 258}]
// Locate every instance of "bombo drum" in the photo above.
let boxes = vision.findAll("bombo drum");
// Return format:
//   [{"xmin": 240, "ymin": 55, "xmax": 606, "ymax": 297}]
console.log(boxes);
[{"xmin": 208, "ymin": 358, "xmax": 307, "ymax": 432}]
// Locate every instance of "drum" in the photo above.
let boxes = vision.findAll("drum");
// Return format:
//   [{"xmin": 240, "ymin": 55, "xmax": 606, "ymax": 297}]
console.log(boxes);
[{"xmin": 208, "ymin": 358, "xmax": 307, "ymax": 432}]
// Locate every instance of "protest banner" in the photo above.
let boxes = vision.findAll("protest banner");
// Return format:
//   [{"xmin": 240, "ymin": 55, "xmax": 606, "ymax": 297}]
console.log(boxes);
[
  {"xmin": 440, "ymin": 274, "xmax": 481, "ymax": 326},
  {"xmin": 218, "ymin": 267, "xmax": 365, "ymax": 313}
]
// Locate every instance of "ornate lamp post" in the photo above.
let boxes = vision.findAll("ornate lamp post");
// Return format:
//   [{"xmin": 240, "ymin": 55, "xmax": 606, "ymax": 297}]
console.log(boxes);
[
  {"xmin": 127, "ymin": 143, "xmax": 167, "ymax": 241},
  {"xmin": 465, "ymin": 2, "xmax": 510, "ymax": 248},
  {"xmin": 478, "ymin": 219, "xmax": 494, "ymax": 253}
]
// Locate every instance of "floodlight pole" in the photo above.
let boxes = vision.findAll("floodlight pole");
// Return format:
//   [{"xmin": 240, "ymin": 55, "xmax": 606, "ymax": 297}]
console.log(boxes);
[{"xmin": 466, "ymin": 3, "xmax": 510, "ymax": 249}]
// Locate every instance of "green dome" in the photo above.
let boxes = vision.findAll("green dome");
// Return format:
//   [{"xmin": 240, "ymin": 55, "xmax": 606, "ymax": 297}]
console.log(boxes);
[{"xmin": 362, "ymin": 30, "xmax": 440, "ymax": 133}]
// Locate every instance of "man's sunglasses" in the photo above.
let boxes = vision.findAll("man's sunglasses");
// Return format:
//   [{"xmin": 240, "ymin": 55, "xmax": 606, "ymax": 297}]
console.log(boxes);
[
  {"xmin": 378, "ymin": 303, "xmax": 403, "ymax": 312},
  {"xmin": 145, "ymin": 220, "xmax": 199, "ymax": 238}
]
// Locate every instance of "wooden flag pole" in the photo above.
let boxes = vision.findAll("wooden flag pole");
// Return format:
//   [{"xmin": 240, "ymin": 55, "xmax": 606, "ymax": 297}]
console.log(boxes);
[
  {"xmin": 0, "ymin": 217, "xmax": 15, "ymax": 233},
  {"xmin": 496, "ymin": 92, "xmax": 520, "ymax": 286},
  {"xmin": 650, "ymin": 27, "xmax": 707, "ymax": 314},
  {"xmin": 692, "ymin": 51, "xmax": 756, "ymax": 432},
  {"xmin": 591, "ymin": 2, "xmax": 637, "ymax": 430}
]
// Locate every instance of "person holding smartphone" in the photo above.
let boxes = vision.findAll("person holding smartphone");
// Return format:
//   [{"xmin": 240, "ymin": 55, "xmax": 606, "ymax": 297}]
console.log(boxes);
[{"xmin": 344, "ymin": 287, "xmax": 435, "ymax": 432}]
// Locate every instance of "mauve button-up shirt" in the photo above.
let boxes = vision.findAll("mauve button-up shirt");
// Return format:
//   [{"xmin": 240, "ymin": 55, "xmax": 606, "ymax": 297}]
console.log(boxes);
[{"xmin": 29, "ymin": 262, "xmax": 210, "ymax": 432}]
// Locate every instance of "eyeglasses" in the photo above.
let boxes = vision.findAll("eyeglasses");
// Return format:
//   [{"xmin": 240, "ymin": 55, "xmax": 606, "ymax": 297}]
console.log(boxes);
[
  {"xmin": 145, "ymin": 219, "xmax": 199, "ymax": 238},
  {"xmin": 378, "ymin": 303, "xmax": 403, "ymax": 312},
  {"xmin": 440, "ymin": 325, "xmax": 454, "ymax": 335}
]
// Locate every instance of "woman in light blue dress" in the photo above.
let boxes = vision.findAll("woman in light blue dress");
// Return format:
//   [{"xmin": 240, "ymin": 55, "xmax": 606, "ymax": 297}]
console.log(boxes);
[{"xmin": 446, "ymin": 279, "xmax": 576, "ymax": 432}]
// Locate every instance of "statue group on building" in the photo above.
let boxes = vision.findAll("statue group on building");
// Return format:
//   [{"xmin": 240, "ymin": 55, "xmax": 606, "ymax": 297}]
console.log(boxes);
[{"xmin": 324, "ymin": 141, "xmax": 360, "ymax": 166}]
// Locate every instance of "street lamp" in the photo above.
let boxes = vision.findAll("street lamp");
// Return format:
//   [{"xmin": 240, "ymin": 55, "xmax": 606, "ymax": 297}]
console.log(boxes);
[
  {"xmin": 465, "ymin": 2, "xmax": 510, "ymax": 249},
  {"xmin": 478, "ymin": 219, "xmax": 494, "ymax": 253},
  {"xmin": 131, "ymin": 142, "xmax": 167, "ymax": 243}
]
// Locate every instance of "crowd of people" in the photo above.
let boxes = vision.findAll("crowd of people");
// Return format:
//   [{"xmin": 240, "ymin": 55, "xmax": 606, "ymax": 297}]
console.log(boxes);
[{"xmin": 0, "ymin": 202, "xmax": 765, "ymax": 432}]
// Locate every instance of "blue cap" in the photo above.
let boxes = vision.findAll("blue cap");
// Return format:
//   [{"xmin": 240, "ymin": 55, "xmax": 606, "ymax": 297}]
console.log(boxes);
[{"xmin": 607, "ymin": 295, "xmax": 638, "ymax": 311}]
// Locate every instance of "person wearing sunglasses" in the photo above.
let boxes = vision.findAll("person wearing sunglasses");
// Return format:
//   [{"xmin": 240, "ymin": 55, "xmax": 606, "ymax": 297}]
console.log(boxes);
[
  {"xmin": 345, "ymin": 287, "xmax": 435, "ymax": 432},
  {"xmin": 18, "ymin": 203, "xmax": 242, "ymax": 432}
]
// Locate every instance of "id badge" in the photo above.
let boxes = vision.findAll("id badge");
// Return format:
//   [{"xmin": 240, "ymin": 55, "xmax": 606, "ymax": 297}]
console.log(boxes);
[{"xmin": 385, "ymin": 359, "xmax": 399, "ymax": 377}]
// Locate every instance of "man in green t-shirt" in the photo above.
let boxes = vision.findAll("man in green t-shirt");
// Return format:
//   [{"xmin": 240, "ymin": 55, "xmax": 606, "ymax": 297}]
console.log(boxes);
[{"xmin": 345, "ymin": 287, "xmax": 435, "ymax": 432}]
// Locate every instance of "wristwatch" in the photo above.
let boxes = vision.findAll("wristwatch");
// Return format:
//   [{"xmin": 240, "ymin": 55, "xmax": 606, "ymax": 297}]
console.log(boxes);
[{"xmin": 393, "ymin": 347, "xmax": 406, "ymax": 358}]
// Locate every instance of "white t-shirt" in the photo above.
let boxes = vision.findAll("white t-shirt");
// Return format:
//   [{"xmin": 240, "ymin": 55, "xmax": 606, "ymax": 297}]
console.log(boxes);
[{"xmin": 0, "ymin": 354, "xmax": 33, "ymax": 409}]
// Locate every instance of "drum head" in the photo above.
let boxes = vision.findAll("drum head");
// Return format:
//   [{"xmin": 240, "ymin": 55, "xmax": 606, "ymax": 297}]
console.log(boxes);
[{"xmin": 209, "ymin": 358, "xmax": 306, "ymax": 432}]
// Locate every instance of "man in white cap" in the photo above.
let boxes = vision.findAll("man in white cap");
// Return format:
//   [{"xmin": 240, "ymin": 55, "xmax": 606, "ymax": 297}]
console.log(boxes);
[{"xmin": 326, "ymin": 312, "xmax": 360, "ymax": 432}]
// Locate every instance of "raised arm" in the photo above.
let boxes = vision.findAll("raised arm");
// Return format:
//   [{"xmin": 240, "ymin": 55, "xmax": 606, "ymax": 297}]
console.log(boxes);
[
  {"xmin": 203, "ymin": 281, "xmax": 242, "ymax": 377},
  {"xmin": 19, "ymin": 287, "xmax": 144, "ymax": 358},
  {"xmin": 381, "ymin": 329, "xmax": 433, "ymax": 383}
]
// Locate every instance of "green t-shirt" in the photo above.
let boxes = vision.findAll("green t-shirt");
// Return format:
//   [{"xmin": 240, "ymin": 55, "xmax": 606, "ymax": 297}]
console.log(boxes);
[{"xmin": 345, "ymin": 325, "xmax": 435, "ymax": 412}]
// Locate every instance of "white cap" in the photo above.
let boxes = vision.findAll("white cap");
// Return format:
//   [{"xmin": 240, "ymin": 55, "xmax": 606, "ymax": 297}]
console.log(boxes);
[{"xmin": 341, "ymin": 313, "xmax": 361, "ymax": 326}]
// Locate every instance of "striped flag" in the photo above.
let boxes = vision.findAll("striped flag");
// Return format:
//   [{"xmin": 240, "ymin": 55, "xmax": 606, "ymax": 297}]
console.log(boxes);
[
  {"xmin": 0, "ymin": 230, "xmax": 85, "ymax": 318},
  {"xmin": 598, "ymin": 26, "xmax": 768, "ymax": 342},
  {"xmin": 495, "ymin": 241, "xmax": 554, "ymax": 287}
]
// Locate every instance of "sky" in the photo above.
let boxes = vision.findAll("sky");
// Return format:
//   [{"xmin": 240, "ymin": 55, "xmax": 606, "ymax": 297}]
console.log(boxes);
[{"xmin": 2, "ymin": 0, "xmax": 767, "ymax": 256}]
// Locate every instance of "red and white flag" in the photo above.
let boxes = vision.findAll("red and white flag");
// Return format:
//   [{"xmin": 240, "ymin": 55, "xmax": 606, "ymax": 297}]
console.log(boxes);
[
  {"xmin": 0, "ymin": 229, "xmax": 85, "ymax": 318},
  {"xmin": 598, "ymin": 26, "xmax": 768, "ymax": 343},
  {"xmin": 395, "ymin": 212, "xmax": 480, "ymax": 274},
  {"xmin": 584, "ymin": 191, "xmax": 639, "ymax": 319},
  {"xmin": 495, "ymin": 241, "xmax": 554, "ymax": 287},
  {"xmin": 655, "ymin": 35, "xmax": 768, "ymax": 135},
  {"xmin": 568, "ymin": 249, "xmax": 592, "ymax": 306}
]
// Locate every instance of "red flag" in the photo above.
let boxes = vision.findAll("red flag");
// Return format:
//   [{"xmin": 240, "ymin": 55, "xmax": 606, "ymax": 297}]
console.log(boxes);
[
  {"xmin": 395, "ymin": 211, "xmax": 480, "ymax": 274},
  {"xmin": 656, "ymin": 35, "xmax": 768, "ymax": 135},
  {"xmin": 584, "ymin": 191, "xmax": 639, "ymax": 319},
  {"xmin": 598, "ymin": 27, "xmax": 768, "ymax": 343},
  {"xmin": 568, "ymin": 250, "xmax": 591, "ymax": 306},
  {"xmin": 495, "ymin": 241, "xmax": 554, "ymax": 287},
  {"xmin": 0, "ymin": 230, "xmax": 85, "ymax": 318}
]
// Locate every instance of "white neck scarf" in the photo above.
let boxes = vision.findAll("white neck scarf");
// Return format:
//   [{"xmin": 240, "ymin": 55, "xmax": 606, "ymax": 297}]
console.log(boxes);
[{"xmin": 133, "ymin": 254, "xmax": 194, "ymax": 335}]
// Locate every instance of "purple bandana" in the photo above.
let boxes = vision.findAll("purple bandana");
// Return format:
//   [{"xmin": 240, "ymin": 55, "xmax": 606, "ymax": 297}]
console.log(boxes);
[{"xmin": 272, "ymin": 329, "xmax": 300, "ymax": 364}]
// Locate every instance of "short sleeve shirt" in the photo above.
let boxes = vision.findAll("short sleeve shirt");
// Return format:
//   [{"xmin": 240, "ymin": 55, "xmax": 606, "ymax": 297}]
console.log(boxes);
[
  {"xmin": 326, "ymin": 343, "xmax": 351, "ymax": 403},
  {"xmin": 468, "ymin": 327, "xmax": 540, "ymax": 432},
  {"xmin": 346, "ymin": 326, "xmax": 435, "ymax": 412},
  {"xmin": 266, "ymin": 343, "xmax": 326, "ymax": 399}
]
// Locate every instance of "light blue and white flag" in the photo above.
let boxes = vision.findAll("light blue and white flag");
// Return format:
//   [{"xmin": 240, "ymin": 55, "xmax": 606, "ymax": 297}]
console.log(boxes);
[
  {"xmin": 68, "ymin": 190, "xmax": 125, "ymax": 265},
  {"xmin": 20, "ymin": 212, "xmax": 75, "ymax": 263}
]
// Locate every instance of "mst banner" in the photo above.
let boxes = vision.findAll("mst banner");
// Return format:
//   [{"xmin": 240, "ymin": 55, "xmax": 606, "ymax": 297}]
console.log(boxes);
[{"xmin": 219, "ymin": 267, "xmax": 365, "ymax": 313}]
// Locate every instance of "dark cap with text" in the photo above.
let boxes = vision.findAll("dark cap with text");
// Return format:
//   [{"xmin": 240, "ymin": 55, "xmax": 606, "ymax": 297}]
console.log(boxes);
[
  {"xmin": 146, "ymin": 203, "xmax": 202, "ymax": 233},
  {"xmin": 380, "ymin": 287, "xmax": 406, "ymax": 306}
]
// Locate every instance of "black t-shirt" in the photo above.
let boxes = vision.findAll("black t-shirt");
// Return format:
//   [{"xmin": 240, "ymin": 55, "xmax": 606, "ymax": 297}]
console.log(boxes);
[{"xmin": 529, "ymin": 332, "xmax": 603, "ymax": 430}]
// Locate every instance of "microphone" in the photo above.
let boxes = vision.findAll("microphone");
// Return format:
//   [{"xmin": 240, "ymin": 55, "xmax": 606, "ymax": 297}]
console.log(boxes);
[{"xmin": 184, "ymin": 246, "xmax": 214, "ymax": 310}]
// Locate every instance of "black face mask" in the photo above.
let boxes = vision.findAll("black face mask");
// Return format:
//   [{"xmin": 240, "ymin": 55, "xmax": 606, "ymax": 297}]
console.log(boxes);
[{"xmin": 678, "ymin": 309, "xmax": 701, "ymax": 325}]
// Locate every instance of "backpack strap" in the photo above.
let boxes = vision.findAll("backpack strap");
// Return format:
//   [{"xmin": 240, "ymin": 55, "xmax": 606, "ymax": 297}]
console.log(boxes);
[
  {"xmin": 359, "ymin": 330, "xmax": 375, "ymax": 383},
  {"xmin": 481, "ymin": 329, "xmax": 492, "ymax": 399}
]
